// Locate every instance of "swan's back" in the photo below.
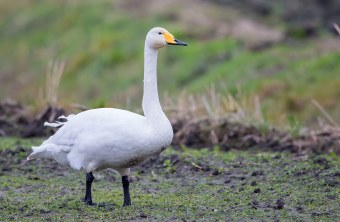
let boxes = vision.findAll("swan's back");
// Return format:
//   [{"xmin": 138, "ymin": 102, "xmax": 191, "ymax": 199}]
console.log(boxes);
[
  {"xmin": 28, "ymin": 108, "xmax": 172, "ymax": 171},
  {"xmin": 49, "ymin": 108, "xmax": 146, "ymax": 144},
  {"xmin": 42, "ymin": 108, "xmax": 145, "ymax": 148}
]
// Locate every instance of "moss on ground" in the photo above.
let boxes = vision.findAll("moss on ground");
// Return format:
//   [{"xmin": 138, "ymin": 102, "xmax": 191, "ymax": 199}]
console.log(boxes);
[{"xmin": 0, "ymin": 138, "xmax": 339, "ymax": 221}]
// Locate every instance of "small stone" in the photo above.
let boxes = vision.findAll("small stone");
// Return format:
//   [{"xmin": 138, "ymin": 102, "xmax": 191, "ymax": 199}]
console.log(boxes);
[
  {"xmin": 224, "ymin": 179, "xmax": 231, "ymax": 184},
  {"xmin": 250, "ymin": 200, "xmax": 259, "ymax": 209},
  {"xmin": 333, "ymin": 172, "xmax": 340, "ymax": 177},
  {"xmin": 296, "ymin": 206, "xmax": 304, "ymax": 212},
  {"xmin": 252, "ymin": 200, "xmax": 259, "ymax": 205},
  {"xmin": 274, "ymin": 198, "xmax": 285, "ymax": 209},
  {"xmin": 327, "ymin": 195, "xmax": 336, "ymax": 200},
  {"xmin": 217, "ymin": 188, "xmax": 224, "ymax": 193},
  {"xmin": 140, "ymin": 212, "xmax": 147, "ymax": 218},
  {"xmin": 251, "ymin": 170, "xmax": 263, "ymax": 176},
  {"xmin": 250, "ymin": 181, "xmax": 257, "ymax": 186},
  {"xmin": 254, "ymin": 188, "xmax": 261, "ymax": 193},
  {"xmin": 311, "ymin": 212, "xmax": 321, "ymax": 216},
  {"xmin": 212, "ymin": 170, "xmax": 220, "ymax": 176}
]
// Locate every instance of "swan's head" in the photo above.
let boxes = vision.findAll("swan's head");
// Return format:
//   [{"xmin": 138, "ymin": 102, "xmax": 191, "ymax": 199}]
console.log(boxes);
[{"xmin": 146, "ymin": 27, "xmax": 188, "ymax": 49}]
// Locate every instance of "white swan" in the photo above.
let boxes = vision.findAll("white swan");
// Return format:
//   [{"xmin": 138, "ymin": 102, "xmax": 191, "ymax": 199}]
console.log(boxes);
[{"xmin": 27, "ymin": 27, "xmax": 187, "ymax": 206}]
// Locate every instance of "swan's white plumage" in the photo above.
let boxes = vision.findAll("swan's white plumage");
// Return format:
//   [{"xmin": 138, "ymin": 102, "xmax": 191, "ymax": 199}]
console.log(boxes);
[
  {"xmin": 28, "ymin": 108, "xmax": 173, "ymax": 173},
  {"xmin": 27, "ymin": 27, "xmax": 181, "ymax": 176}
]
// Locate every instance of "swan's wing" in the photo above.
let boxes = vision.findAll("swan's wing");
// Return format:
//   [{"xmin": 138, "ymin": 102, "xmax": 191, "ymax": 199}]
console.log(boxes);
[
  {"xmin": 28, "ymin": 108, "xmax": 147, "ymax": 161},
  {"xmin": 47, "ymin": 108, "xmax": 146, "ymax": 146}
]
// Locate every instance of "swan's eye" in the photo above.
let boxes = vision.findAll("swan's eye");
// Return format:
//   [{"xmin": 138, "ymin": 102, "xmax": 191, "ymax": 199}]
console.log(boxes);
[{"xmin": 158, "ymin": 32, "xmax": 162, "ymax": 35}]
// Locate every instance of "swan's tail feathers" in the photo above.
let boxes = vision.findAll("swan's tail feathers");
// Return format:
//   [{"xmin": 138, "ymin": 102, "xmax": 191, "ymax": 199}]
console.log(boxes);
[
  {"xmin": 27, "ymin": 144, "xmax": 55, "ymax": 160},
  {"xmin": 27, "ymin": 146, "xmax": 46, "ymax": 160},
  {"xmin": 27, "ymin": 144, "xmax": 70, "ymax": 165},
  {"xmin": 44, "ymin": 114, "xmax": 75, "ymax": 128}
]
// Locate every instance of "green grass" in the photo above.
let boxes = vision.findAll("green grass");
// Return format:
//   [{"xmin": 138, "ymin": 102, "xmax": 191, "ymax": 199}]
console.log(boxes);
[
  {"xmin": 1, "ymin": 1, "xmax": 340, "ymax": 126},
  {"xmin": 0, "ymin": 137, "xmax": 43, "ymax": 150},
  {"xmin": 0, "ymin": 138, "xmax": 339, "ymax": 221}
]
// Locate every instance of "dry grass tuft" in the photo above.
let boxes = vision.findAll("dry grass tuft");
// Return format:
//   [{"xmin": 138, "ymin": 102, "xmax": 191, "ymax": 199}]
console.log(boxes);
[
  {"xmin": 23, "ymin": 60, "xmax": 67, "ymax": 137},
  {"xmin": 311, "ymin": 98, "xmax": 340, "ymax": 149},
  {"xmin": 164, "ymin": 85, "xmax": 264, "ymax": 126},
  {"xmin": 163, "ymin": 86, "xmax": 268, "ymax": 148},
  {"xmin": 334, "ymin": 23, "xmax": 340, "ymax": 35},
  {"xmin": 162, "ymin": 86, "xmax": 340, "ymax": 154},
  {"xmin": 44, "ymin": 60, "xmax": 65, "ymax": 106}
]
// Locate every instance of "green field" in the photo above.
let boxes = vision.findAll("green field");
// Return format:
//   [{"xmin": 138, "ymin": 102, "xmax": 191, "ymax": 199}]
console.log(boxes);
[{"xmin": 1, "ymin": 0, "xmax": 340, "ymax": 127}]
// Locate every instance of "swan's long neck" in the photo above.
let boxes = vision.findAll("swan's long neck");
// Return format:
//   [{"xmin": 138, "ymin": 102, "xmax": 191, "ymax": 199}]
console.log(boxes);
[{"xmin": 142, "ymin": 44, "xmax": 164, "ymax": 120}]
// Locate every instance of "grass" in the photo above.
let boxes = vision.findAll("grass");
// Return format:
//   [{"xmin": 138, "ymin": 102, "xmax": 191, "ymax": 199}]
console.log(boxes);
[
  {"xmin": 0, "ymin": 137, "xmax": 339, "ymax": 221},
  {"xmin": 0, "ymin": 1, "xmax": 340, "ymax": 127}
]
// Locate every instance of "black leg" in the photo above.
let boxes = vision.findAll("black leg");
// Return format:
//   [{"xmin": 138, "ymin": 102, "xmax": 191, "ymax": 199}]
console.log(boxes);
[
  {"xmin": 122, "ymin": 175, "xmax": 131, "ymax": 206},
  {"xmin": 84, "ymin": 172, "xmax": 95, "ymax": 206}
]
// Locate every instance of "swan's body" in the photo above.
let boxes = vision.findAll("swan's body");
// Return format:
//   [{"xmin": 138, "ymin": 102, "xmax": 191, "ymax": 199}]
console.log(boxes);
[
  {"xmin": 27, "ymin": 27, "xmax": 187, "ymax": 206},
  {"xmin": 32, "ymin": 108, "xmax": 172, "ymax": 173}
]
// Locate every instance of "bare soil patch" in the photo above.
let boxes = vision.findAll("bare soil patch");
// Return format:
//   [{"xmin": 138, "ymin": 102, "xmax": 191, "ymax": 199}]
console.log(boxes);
[
  {"xmin": 172, "ymin": 117, "xmax": 340, "ymax": 155},
  {"xmin": 1, "ymin": 102, "xmax": 339, "ymax": 155},
  {"xmin": 0, "ymin": 101, "xmax": 65, "ymax": 138}
]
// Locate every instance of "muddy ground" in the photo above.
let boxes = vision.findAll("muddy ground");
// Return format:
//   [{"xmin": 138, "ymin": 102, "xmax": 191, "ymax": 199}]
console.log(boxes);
[
  {"xmin": 1, "ymin": 101, "xmax": 340, "ymax": 155},
  {"xmin": 0, "ymin": 141, "xmax": 339, "ymax": 221},
  {"xmin": 0, "ymin": 102, "xmax": 339, "ymax": 220}
]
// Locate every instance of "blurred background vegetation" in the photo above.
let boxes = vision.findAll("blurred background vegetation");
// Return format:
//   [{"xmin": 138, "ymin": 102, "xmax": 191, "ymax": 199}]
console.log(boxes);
[{"xmin": 0, "ymin": 0, "xmax": 340, "ymax": 128}]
